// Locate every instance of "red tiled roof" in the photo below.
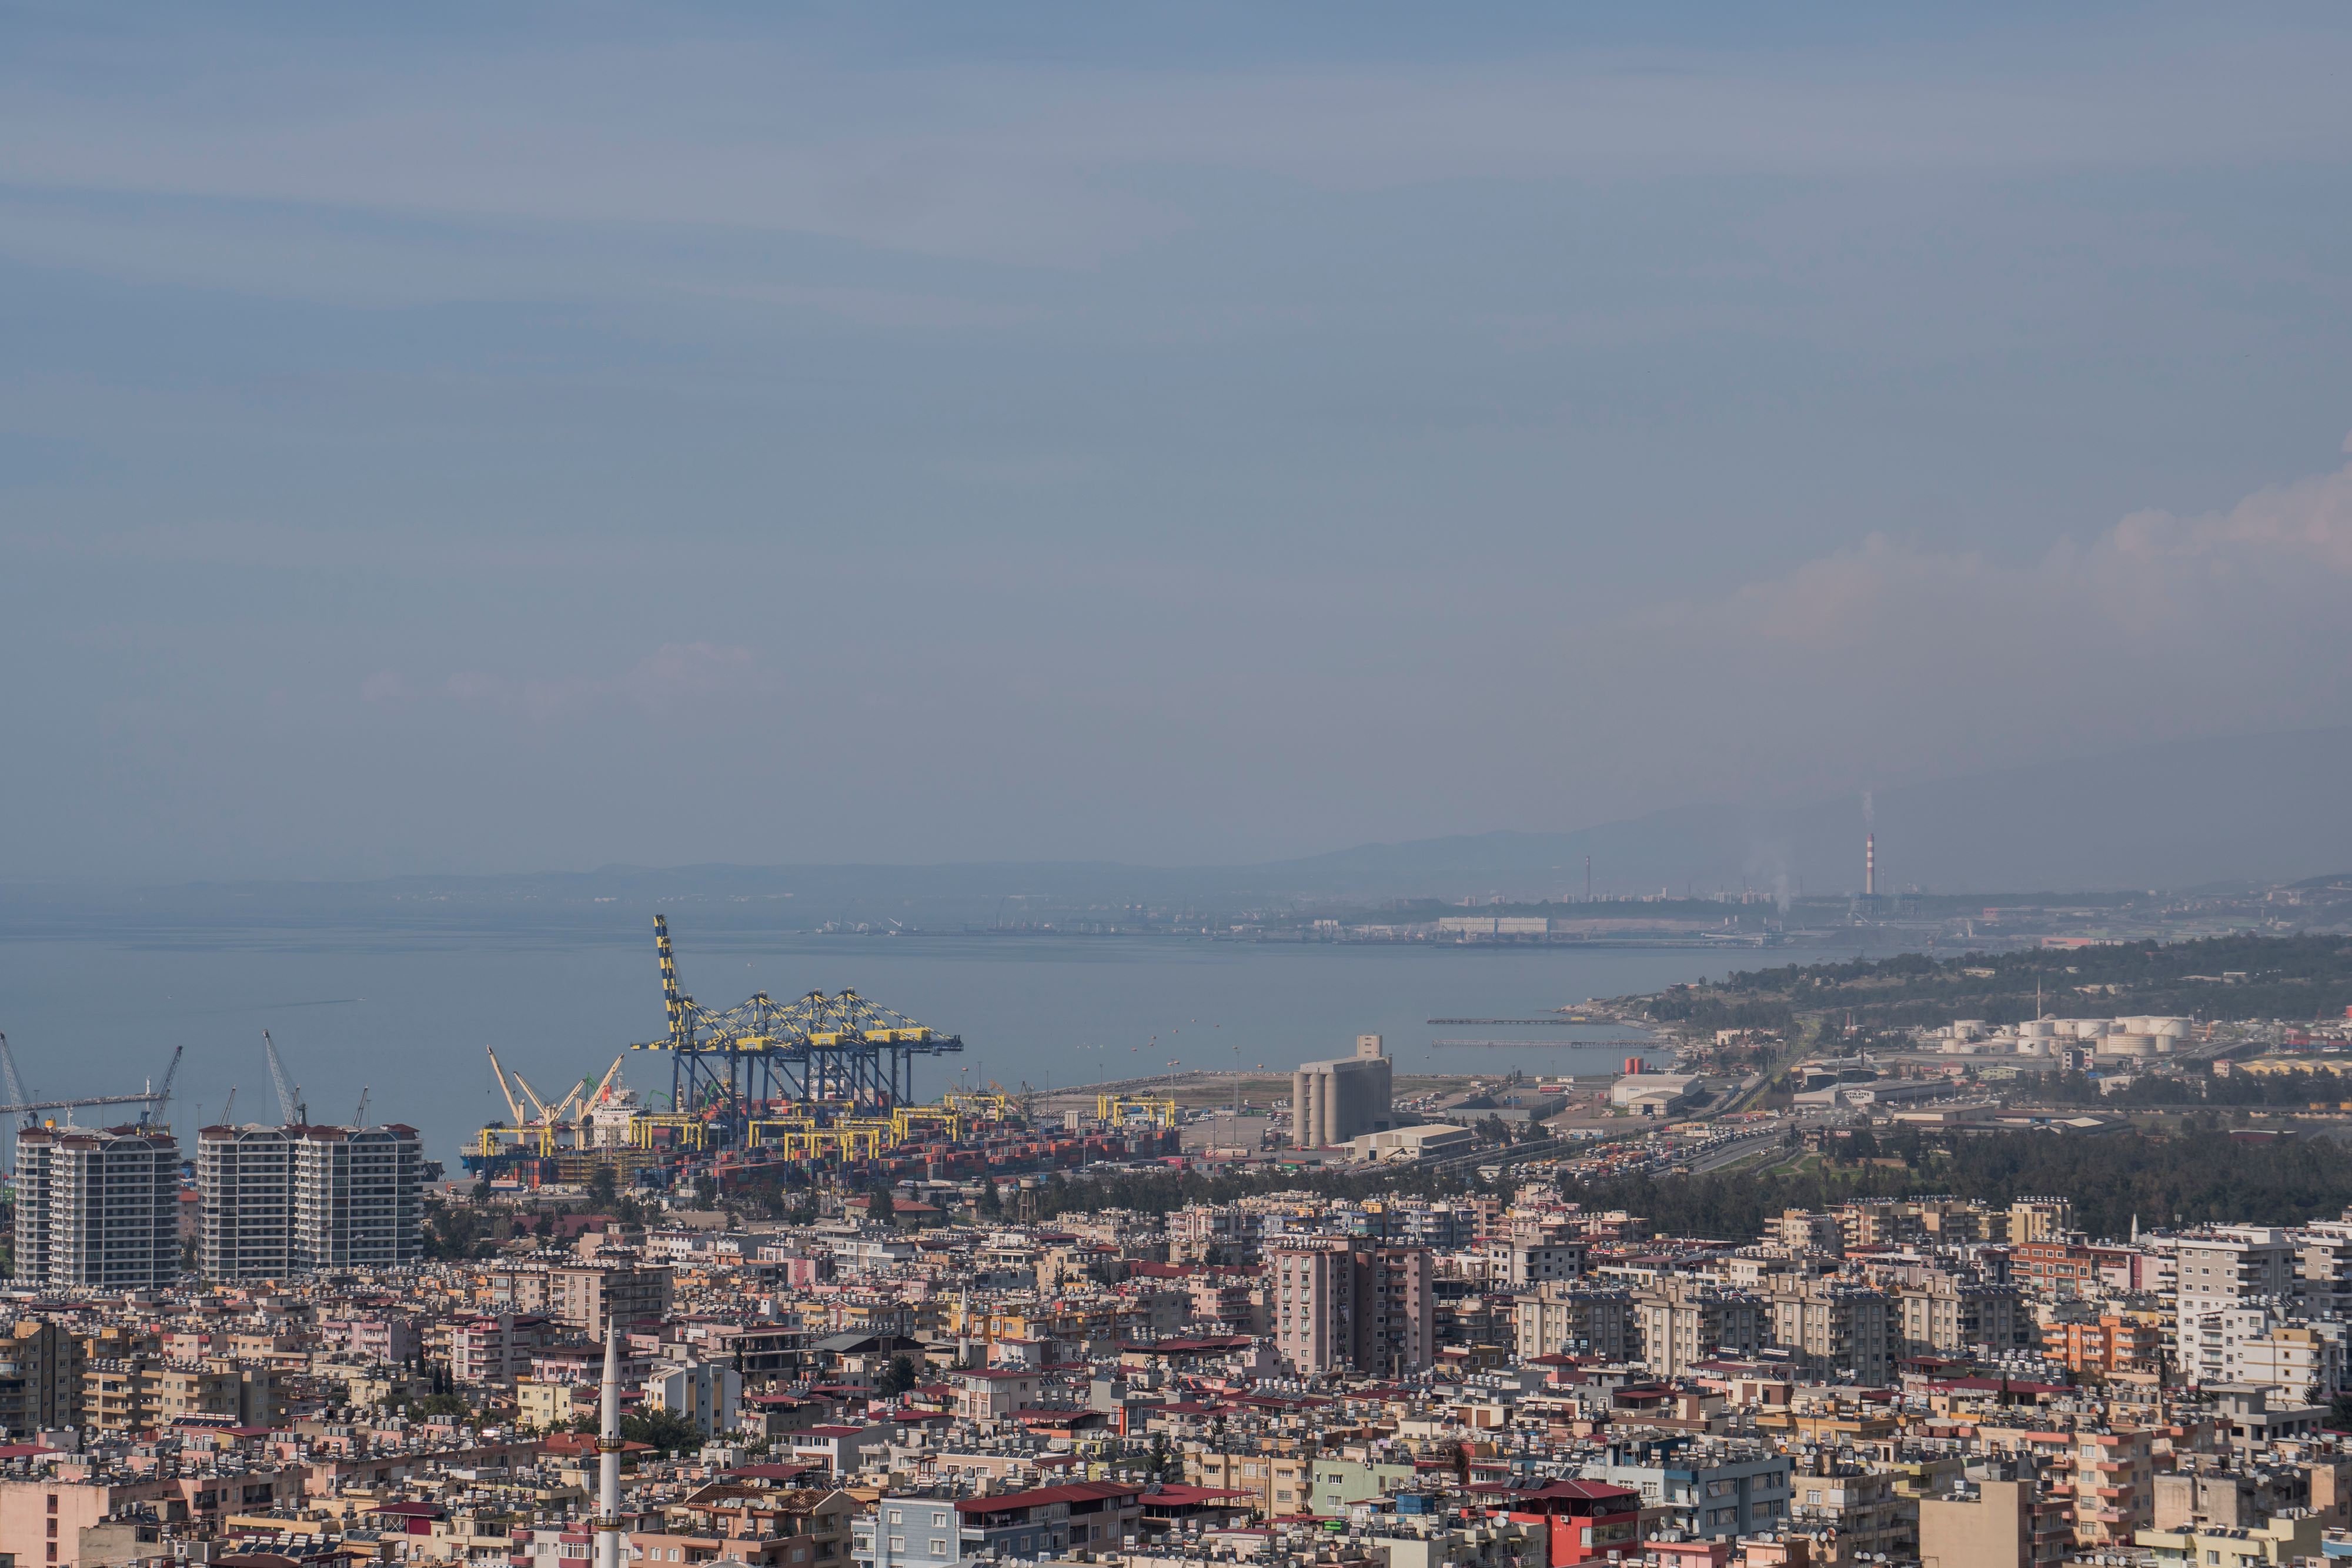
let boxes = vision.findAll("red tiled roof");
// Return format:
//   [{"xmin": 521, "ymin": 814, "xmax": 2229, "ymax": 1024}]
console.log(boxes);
[
  {"xmin": 1508, "ymin": 1480, "xmax": 1639, "ymax": 1503},
  {"xmin": 955, "ymin": 1480, "xmax": 1143, "ymax": 1516}
]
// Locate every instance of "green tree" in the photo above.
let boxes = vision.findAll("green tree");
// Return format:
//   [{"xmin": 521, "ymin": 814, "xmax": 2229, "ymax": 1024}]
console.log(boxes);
[
  {"xmin": 622, "ymin": 1406, "xmax": 704, "ymax": 1454},
  {"xmin": 880, "ymin": 1353, "xmax": 921, "ymax": 1397},
  {"xmin": 421, "ymin": 1198, "xmax": 499, "ymax": 1261},
  {"xmin": 587, "ymin": 1164, "xmax": 620, "ymax": 1212},
  {"xmin": 867, "ymin": 1183, "xmax": 896, "ymax": 1225}
]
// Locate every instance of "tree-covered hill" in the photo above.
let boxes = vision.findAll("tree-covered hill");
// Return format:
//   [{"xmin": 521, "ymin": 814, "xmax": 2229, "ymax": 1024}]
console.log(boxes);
[{"xmin": 1645, "ymin": 933, "xmax": 2352, "ymax": 1035}]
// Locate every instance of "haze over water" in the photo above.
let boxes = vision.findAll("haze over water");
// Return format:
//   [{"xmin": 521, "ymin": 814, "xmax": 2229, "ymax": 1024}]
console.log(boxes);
[{"xmin": 0, "ymin": 924, "xmax": 1716, "ymax": 1162}]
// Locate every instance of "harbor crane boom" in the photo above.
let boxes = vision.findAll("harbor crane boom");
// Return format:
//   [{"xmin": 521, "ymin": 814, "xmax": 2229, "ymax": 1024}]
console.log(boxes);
[
  {"xmin": 583, "ymin": 1052, "xmax": 626, "ymax": 1108},
  {"xmin": 508, "ymin": 1071, "xmax": 554, "ymax": 1123},
  {"xmin": 485, "ymin": 1047, "xmax": 528, "ymax": 1122}
]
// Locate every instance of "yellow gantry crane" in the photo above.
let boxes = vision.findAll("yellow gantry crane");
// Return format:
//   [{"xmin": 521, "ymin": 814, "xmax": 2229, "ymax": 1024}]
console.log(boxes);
[
  {"xmin": 1097, "ymin": 1094, "xmax": 1178, "ymax": 1129},
  {"xmin": 627, "ymin": 1114, "xmax": 711, "ymax": 1150},
  {"xmin": 946, "ymin": 1089, "xmax": 1013, "ymax": 1121},
  {"xmin": 891, "ymin": 1105, "xmax": 963, "ymax": 1142},
  {"xmin": 633, "ymin": 914, "xmax": 964, "ymax": 1123},
  {"xmin": 472, "ymin": 914, "xmax": 980, "ymax": 1168}
]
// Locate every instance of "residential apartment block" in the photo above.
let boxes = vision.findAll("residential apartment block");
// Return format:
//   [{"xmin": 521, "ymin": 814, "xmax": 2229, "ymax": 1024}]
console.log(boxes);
[
  {"xmin": 195, "ymin": 1122, "xmax": 425, "ymax": 1281},
  {"xmin": 12, "ymin": 1126, "xmax": 179, "ymax": 1292}
]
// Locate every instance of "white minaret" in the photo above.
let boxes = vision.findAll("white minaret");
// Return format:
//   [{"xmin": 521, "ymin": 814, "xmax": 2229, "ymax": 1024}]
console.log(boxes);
[{"xmin": 595, "ymin": 1322, "xmax": 624, "ymax": 1568}]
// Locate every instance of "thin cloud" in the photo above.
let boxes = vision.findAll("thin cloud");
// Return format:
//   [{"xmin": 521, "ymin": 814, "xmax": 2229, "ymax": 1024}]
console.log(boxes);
[
  {"xmin": 1559, "ymin": 447, "xmax": 2352, "ymax": 808},
  {"xmin": 1, "ymin": 19, "xmax": 2347, "ymax": 274},
  {"xmin": 442, "ymin": 643, "xmax": 768, "ymax": 726}
]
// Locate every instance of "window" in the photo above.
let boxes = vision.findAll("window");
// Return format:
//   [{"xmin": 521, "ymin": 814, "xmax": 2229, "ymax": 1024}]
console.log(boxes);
[
  {"xmin": 933, "ymin": 1515, "xmax": 948, "ymax": 1529},
  {"xmin": 930, "ymin": 1544, "xmax": 946, "ymax": 1558}
]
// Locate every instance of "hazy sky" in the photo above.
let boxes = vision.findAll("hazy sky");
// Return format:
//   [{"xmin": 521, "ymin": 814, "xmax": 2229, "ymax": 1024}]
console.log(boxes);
[{"xmin": 6, "ymin": 4, "xmax": 2352, "ymax": 879}]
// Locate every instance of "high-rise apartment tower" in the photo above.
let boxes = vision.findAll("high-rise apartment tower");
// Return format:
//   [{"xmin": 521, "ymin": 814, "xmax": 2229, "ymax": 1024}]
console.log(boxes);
[
  {"xmin": 12, "ymin": 1125, "xmax": 180, "ymax": 1292},
  {"xmin": 196, "ymin": 1122, "xmax": 425, "ymax": 1281}
]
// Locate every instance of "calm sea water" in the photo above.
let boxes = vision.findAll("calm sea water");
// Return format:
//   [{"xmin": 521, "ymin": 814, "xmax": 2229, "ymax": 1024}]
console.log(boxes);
[{"xmin": 0, "ymin": 927, "xmax": 1736, "ymax": 1162}]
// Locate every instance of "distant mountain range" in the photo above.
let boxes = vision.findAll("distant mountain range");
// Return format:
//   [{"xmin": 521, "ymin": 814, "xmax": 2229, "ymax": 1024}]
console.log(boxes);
[
  {"xmin": 1272, "ymin": 724, "xmax": 2352, "ymax": 900},
  {"xmin": 1284, "ymin": 726, "xmax": 2352, "ymax": 899},
  {"xmin": 10, "ymin": 726, "xmax": 2351, "ymax": 930}
]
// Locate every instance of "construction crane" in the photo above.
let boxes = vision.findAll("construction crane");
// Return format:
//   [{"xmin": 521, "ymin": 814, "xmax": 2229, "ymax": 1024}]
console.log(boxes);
[
  {"xmin": 353, "ymin": 1086, "xmax": 370, "ymax": 1126},
  {"xmin": 0, "ymin": 1032, "xmax": 26, "ymax": 1112},
  {"xmin": 263, "ymin": 1031, "xmax": 306, "ymax": 1125},
  {"xmin": 136, "ymin": 1045, "xmax": 182, "ymax": 1129},
  {"xmin": 0, "ymin": 1033, "xmax": 184, "ymax": 1124}
]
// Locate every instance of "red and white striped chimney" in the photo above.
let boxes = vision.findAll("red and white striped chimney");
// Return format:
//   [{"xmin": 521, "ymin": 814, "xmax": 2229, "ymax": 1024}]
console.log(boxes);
[{"xmin": 1865, "ymin": 833, "xmax": 1876, "ymax": 898}]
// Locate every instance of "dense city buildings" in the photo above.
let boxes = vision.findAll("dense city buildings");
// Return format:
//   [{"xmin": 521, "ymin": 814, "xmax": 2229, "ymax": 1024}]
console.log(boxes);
[
  {"xmin": 2176, "ymin": 1225, "xmax": 2301, "ymax": 1326},
  {"xmin": 22, "ymin": 978, "xmax": 2352, "ymax": 1568},
  {"xmin": 552, "ymin": 1262, "xmax": 676, "ymax": 1339},
  {"xmin": 3, "ymin": 1147, "xmax": 2352, "ymax": 1568}
]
